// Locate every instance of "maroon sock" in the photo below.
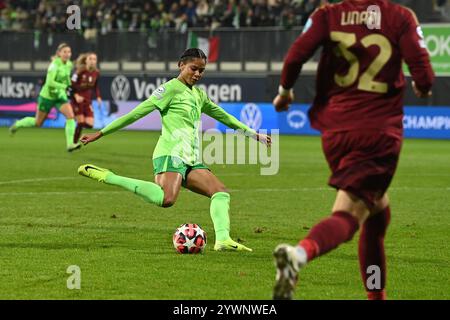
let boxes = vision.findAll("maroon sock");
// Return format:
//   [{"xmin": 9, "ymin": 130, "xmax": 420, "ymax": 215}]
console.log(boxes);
[
  {"xmin": 358, "ymin": 206, "xmax": 391, "ymax": 300},
  {"xmin": 299, "ymin": 211, "xmax": 359, "ymax": 261},
  {"xmin": 74, "ymin": 123, "xmax": 83, "ymax": 143}
]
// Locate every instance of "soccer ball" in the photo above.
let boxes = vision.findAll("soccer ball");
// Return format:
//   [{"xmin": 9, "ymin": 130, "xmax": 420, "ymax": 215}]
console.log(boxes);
[{"xmin": 173, "ymin": 223, "xmax": 207, "ymax": 254}]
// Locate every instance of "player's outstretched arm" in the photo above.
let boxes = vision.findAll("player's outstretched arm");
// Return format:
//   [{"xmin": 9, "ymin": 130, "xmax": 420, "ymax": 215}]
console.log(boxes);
[
  {"xmin": 202, "ymin": 100, "xmax": 271, "ymax": 147},
  {"xmin": 80, "ymin": 131, "xmax": 103, "ymax": 145},
  {"xmin": 254, "ymin": 132, "xmax": 272, "ymax": 147},
  {"xmin": 80, "ymin": 99, "xmax": 157, "ymax": 145}
]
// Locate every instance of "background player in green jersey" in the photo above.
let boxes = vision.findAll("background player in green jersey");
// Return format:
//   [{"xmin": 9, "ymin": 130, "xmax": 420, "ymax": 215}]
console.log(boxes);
[
  {"xmin": 9, "ymin": 43, "xmax": 81, "ymax": 152},
  {"xmin": 77, "ymin": 48, "xmax": 271, "ymax": 252}
]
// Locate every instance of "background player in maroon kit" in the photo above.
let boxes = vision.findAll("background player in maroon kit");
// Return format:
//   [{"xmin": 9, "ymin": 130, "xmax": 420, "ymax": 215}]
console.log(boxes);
[
  {"xmin": 272, "ymin": 0, "xmax": 434, "ymax": 300},
  {"xmin": 71, "ymin": 52, "xmax": 102, "ymax": 143}
]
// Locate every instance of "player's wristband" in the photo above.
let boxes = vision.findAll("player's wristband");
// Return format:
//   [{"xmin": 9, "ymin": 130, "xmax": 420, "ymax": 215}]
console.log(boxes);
[{"xmin": 278, "ymin": 85, "xmax": 293, "ymax": 97}]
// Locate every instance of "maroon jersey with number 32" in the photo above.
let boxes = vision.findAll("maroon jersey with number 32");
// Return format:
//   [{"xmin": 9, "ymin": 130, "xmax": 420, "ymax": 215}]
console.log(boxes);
[{"xmin": 280, "ymin": 0, "xmax": 434, "ymax": 136}]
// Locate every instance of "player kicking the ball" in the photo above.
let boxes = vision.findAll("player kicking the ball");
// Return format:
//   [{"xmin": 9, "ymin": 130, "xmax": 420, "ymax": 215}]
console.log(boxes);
[
  {"xmin": 78, "ymin": 48, "xmax": 271, "ymax": 252},
  {"xmin": 272, "ymin": 0, "xmax": 434, "ymax": 299}
]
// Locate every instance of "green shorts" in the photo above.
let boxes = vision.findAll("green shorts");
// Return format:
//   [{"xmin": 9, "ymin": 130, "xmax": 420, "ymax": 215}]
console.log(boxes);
[
  {"xmin": 153, "ymin": 156, "xmax": 209, "ymax": 184},
  {"xmin": 38, "ymin": 96, "xmax": 68, "ymax": 113}
]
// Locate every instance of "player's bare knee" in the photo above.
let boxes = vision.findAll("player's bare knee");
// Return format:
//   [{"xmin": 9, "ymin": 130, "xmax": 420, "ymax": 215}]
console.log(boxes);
[
  {"xmin": 218, "ymin": 186, "xmax": 229, "ymax": 193},
  {"xmin": 65, "ymin": 112, "xmax": 75, "ymax": 120},
  {"xmin": 350, "ymin": 208, "xmax": 369, "ymax": 225},
  {"xmin": 210, "ymin": 186, "xmax": 228, "ymax": 197},
  {"xmin": 162, "ymin": 195, "xmax": 176, "ymax": 208},
  {"xmin": 370, "ymin": 194, "xmax": 389, "ymax": 216},
  {"xmin": 162, "ymin": 201, "xmax": 175, "ymax": 208}
]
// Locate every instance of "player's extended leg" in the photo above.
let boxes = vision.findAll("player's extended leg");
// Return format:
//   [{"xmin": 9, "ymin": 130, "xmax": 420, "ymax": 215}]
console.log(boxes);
[
  {"xmin": 34, "ymin": 110, "xmax": 48, "ymax": 127},
  {"xmin": 9, "ymin": 109, "xmax": 47, "ymax": 136},
  {"xmin": 184, "ymin": 169, "xmax": 252, "ymax": 252},
  {"xmin": 84, "ymin": 116, "xmax": 94, "ymax": 128},
  {"xmin": 155, "ymin": 172, "xmax": 183, "ymax": 207},
  {"xmin": 74, "ymin": 114, "xmax": 85, "ymax": 143},
  {"xmin": 273, "ymin": 190, "xmax": 366, "ymax": 300},
  {"xmin": 74, "ymin": 104, "xmax": 94, "ymax": 143},
  {"xmin": 82, "ymin": 116, "xmax": 94, "ymax": 137},
  {"xmin": 358, "ymin": 193, "xmax": 391, "ymax": 300},
  {"xmin": 60, "ymin": 103, "xmax": 81, "ymax": 152},
  {"xmin": 78, "ymin": 164, "xmax": 178, "ymax": 207}
]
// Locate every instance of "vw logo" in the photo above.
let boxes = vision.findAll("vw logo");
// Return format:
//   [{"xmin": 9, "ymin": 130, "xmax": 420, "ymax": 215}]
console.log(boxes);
[
  {"xmin": 240, "ymin": 103, "xmax": 262, "ymax": 130},
  {"xmin": 287, "ymin": 110, "xmax": 307, "ymax": 129},
  {"xmin": 111, "ymin": 75, "xmax": 131, "ymax": 102}
]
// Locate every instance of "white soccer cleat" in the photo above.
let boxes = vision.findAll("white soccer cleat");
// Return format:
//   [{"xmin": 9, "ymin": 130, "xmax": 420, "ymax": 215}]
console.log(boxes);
[
  {"xmin": 273, "ymin": 244, "xmax": 307, "ymax": 300},
  {"xmin": 67, "ymin": 142, "xmax": 82, "ymax": 152}
]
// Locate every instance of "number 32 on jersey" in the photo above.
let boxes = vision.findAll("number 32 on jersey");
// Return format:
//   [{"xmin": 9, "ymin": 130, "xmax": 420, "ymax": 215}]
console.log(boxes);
[{"xmin": 331, "ymin": 31, "xmax": 392, "ymax": 94}]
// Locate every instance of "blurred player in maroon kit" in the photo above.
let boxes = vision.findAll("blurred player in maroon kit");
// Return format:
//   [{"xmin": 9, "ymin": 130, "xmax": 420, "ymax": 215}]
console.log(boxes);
[
  {"xmin": 71, "ymin": 52, "xmax": 102, "ymax": 143},
  {"xmin": 272, "ymin": 0, "xmax": 434, "ymax": 300}
]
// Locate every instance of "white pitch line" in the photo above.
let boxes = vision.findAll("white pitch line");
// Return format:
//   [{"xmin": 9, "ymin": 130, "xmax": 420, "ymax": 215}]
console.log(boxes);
[
  {"xmin": 1, "ymin": 172, "xmax": 448, "ymax": 186},
  {"xmin": 0, "ymin": 191, "xmax": 125, "ymax": 196},
  {"xmin": 0, "ymin": 187, "xmax": 448, "ymax": 196},
  {"xmin": 0, "ymin": 177, "xmax": 77, "ymax": 185},
  {"xmin": 218, "ymin": 172, "xmax": 320, "ymax": 176},
  {"xmin": 232, "ymin": 187, "xmax": 450, "ymax": 192},
  {"xmin": 231, "ymin": 187, "xmax": 329, "ymax": 192}
]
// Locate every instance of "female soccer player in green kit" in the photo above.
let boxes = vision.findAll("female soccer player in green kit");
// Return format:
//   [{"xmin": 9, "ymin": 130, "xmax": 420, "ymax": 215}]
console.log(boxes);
[
  {"xmin": 9, "ymin": 43, "xmax": 81, "ymax": 152},
  {"xmin": 78, "ymin": 48, "xmax": 271, "ymax": 252}
]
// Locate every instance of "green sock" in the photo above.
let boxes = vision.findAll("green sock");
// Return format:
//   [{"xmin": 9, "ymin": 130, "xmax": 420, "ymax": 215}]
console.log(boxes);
[
  {"xmin": 105, "ymin": 173, "xmax": 164, "ymax": 207},
  {"xmin": 15, "ymin": 117, "xmax": 35, "ymax": 128},
  {"xmin": 65, "ymin": 119, "xmax": 76, "ymax": 147},
  {"xmin": 210, "ymin": 192, "xmax": 231, "ymax": 241}
]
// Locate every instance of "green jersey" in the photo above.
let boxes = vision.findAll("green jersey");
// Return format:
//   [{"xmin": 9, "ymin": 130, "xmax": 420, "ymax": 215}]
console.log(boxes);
[
  {"xmin": 39, "ymin": 57, "xmax": 72, "ymax": 101},
  {"xmin": 101, "ymin": 78, "xmax": 256, "ymax": 165}
]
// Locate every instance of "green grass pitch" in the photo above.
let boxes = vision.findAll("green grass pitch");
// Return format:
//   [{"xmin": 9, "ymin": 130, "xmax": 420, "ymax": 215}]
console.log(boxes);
[{"xmin": 0, "ymin": 127, "xmax": 449, "ymax": 299}]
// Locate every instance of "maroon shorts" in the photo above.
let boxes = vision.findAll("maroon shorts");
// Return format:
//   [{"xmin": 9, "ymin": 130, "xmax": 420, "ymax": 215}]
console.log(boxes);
[
  {"xmin": 71, "ymin": 101, "xmax": 93, "ymax": 117},
  {"xmin": 321, "ymin": 130, "xmax": 402, "ymax": 207}
]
